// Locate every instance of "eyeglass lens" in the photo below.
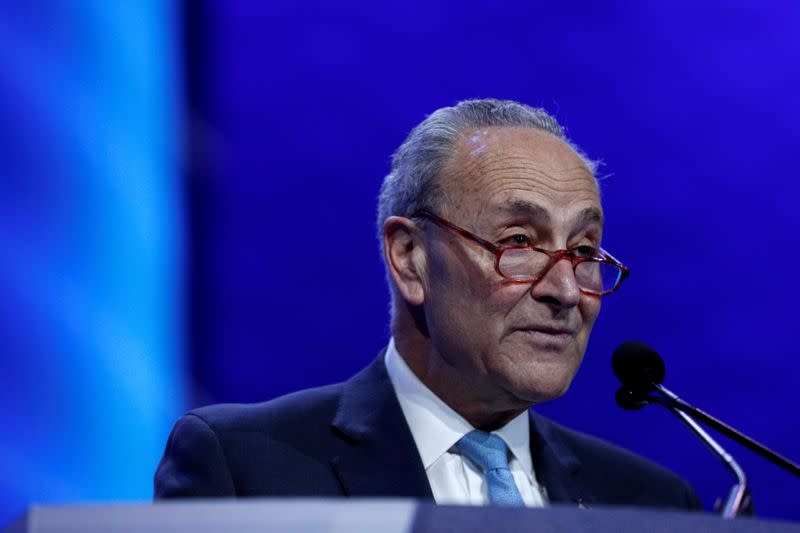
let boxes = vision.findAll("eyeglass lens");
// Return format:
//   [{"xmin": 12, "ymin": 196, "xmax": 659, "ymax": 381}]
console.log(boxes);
[{"xmin": 497, "ymin": 248, "xmax": 622, "ymax": 293}]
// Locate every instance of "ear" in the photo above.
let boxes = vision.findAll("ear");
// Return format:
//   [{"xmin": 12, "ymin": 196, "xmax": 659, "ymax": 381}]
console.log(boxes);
[{"xmin": 383, "ymin": 216, "xmax": 427, "ymax": 306}]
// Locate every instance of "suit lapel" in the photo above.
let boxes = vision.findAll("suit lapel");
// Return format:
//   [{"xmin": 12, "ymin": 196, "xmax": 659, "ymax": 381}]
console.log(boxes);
[
  {"xmin": 529, "ymin": 411, "xmax": 595, "ymax": 507},
  {"xmin": 328, "ymin": 352, "xmax": 594, "ymax": 504},
  {"xmin": 329, "ymin": 351, "xmax": 433, "ymax": 498}
]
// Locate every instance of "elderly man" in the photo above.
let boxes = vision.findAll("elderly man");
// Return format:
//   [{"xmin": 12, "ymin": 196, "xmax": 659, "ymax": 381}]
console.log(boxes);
[{"xmin": 155, "ymin": 99, "xmax": 700, "ymax": 509}]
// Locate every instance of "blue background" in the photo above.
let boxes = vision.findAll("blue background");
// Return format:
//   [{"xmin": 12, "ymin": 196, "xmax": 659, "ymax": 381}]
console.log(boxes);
[
  {"xmin": 0, "ymin": 2, "xmax": 185, "ymax": 526},
  {"xmin": 2, "ymin": 0, "xmax": 799, "ymax": 526}
]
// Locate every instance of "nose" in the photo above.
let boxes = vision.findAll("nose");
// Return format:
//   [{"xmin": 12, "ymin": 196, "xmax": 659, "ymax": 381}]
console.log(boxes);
[{"xmin": 529, "ymin": 257, "xmax": 581, "ymax": 310}]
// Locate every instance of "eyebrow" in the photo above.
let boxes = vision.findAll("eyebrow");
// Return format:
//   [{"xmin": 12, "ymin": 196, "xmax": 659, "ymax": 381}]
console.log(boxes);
[{"xmin": 498, "ymin": 199, "xmax": 604, "ymax": 229}]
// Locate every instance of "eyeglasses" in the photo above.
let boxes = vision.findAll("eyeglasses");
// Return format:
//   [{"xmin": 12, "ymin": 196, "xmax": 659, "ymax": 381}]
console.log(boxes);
[{"xmin": 413, "ymin": 209, "xmax": 630, "ymax": 296}]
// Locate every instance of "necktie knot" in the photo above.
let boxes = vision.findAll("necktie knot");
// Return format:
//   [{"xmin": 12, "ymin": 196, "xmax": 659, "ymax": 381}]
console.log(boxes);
[
  {"xmin": 457, "ymin": 430, "xmax": 524, "ymax": 506},
  {"xmin": 457, "ymin": 430, "xmax": 512, "ymax": 472}
]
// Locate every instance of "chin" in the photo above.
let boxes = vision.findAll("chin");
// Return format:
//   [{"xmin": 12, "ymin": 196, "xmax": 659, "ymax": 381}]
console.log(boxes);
[
  {"xmin": 488, "ymin": 343, "xmax": 584, "ymax": 405},
  {"xmin": 521, "ymin": 382, "xmax": 572, "ymax": 405},
  {"xmin": 502, "ymin": 363, "xmax": 580, "ymax": 405}
]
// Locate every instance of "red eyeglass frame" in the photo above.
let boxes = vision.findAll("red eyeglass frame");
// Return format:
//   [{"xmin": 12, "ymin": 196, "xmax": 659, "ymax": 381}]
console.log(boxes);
[{"xmin": 412, "ymin": 209, "xmax": 630, "ymax": 296}]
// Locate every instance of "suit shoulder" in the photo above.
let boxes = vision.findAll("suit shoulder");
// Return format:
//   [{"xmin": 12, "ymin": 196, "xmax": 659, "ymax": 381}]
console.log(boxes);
[
  {"xmin": 554, "ymin": 418, "xmax": 674, "ymax": 475},
  {"xmin": 157, "ymin": 382, "xmax": 348, "ymax": 498},
  {"xmin": 534, "ymin": 414, "xmax": 701, "ymax": 509},
  {"xmin": 188, "ymin": 382, "xmax": 344, "ymax": 435}
]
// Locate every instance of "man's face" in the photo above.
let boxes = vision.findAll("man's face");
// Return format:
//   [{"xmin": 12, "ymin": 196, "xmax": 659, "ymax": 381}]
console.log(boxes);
[{"xmin": 420, "ymin": 126, "xmax": 603, "ymax": 411}]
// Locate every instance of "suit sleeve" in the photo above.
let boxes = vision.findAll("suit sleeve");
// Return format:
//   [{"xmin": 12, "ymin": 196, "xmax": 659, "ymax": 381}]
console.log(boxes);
[{"xmin": 154, "ymin": 413, "xmax": 237, "ymax": 498}]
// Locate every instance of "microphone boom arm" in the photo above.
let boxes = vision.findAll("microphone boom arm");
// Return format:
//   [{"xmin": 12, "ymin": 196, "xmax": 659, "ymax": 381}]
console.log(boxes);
[{"xmin": 653, "ymin": 383, "xmax": 800, "ymax": 478}]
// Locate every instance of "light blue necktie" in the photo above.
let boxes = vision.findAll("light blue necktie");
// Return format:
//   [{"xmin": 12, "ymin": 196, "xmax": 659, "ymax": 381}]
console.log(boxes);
[{"xmin": 457, "ymin": 430, "xmax": 525, "ymax": 506}]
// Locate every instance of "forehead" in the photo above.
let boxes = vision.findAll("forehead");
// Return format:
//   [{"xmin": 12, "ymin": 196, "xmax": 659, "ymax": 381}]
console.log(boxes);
[{"xmin": 440, "ymin": 126, "xmax": 601, "ymax": 225}]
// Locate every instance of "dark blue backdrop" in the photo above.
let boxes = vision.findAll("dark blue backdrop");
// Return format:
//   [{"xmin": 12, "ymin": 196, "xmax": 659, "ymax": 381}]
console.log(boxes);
[{"xmin": 187, "ymin": 1, "xmax": 799, "ymax": 520}]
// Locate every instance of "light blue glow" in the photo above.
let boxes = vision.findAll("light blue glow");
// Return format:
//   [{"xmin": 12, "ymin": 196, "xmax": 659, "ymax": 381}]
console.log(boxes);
[{"xmin": 0, "ymin": 2, "xmax": 184, "ymax": 525}]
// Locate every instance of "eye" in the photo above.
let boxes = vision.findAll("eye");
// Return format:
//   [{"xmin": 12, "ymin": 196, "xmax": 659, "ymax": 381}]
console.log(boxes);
[
  {"xmin": 500, "ymin": 233, "xmax": 532, "ymax": 247},
  {"xmin": 572, "ymin": 244, "xmax": 599, "ymax": 258}
]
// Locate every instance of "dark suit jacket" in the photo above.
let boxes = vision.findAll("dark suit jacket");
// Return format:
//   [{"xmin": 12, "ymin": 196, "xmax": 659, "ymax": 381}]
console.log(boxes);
[{"xmin": 154, "ymin": 352, "xmax": 701, "ymax": 510}]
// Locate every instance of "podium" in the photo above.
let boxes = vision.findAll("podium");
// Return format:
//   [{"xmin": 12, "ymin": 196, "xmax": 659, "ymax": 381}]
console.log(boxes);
[{"xmin": 6, "ymin": 499, "xmax": 800, "ymax": 532}]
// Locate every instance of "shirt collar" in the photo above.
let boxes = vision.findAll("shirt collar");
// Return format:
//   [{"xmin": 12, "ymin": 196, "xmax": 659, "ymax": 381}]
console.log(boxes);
[{"xmin": 384, "ymin": 338, "xmax": 533, "ymax": 481}]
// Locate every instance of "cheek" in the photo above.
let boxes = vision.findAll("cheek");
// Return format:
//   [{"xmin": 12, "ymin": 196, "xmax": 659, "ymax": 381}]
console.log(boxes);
[
  {"xmin": 431, "ymin": 256, "xmax": 513, "ymax": 345},
  {"xmin": 579, "ymin": 296, "xmax": 601, "ymax": 335},
  {"xmin": 458, "ymin": 272, "xmax": 509, "ymax": 334},
  {"xmin": 434, "ymin": 246, "xmax": 498, "ymax": 306},
  {"xmin": 426, "ymin": 248, "xmax": 492, "ymax": 323}
]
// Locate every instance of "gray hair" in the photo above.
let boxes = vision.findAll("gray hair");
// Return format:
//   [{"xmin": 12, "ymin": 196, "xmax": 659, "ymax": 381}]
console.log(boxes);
[{"xmin": 376, "ymin": 98, "xmax": 597, "ymax": 241}]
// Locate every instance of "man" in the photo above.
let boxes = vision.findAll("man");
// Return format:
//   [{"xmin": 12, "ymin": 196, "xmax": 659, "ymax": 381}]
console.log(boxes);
[{"xmin": 155, "ymin": 99, "xmax": 700, "ymax": 509}]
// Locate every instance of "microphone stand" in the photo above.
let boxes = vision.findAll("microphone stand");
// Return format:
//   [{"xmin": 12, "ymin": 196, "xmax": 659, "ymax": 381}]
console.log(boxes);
[
  {"xmin": 613, "ymin": 340, "xmax": 800, "ymax": 516},
  {"xmin": 644, "ymin": 391, "xmax": 748, "ymax": 517}
]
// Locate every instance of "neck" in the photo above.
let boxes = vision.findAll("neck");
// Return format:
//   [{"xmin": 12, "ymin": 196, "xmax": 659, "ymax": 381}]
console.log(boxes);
[{"xmin": 391, "ymin": 303, "xmax": 530, "ymax": 431}]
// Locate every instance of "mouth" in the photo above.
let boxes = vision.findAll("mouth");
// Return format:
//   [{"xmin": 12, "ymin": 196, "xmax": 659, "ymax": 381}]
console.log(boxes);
[{"xmin": 516, "ymin": 326, "xmax": 577, "ymax": 346}]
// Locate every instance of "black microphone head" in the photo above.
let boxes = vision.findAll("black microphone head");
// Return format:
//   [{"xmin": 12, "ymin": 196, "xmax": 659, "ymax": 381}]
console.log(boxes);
[
  {"xmin": 615, "ymin": 386, "xmax": 649, "ymax": 410},
  {"xmin": 612, "ymin": 340, "xmax": 666, "ymax": 392}
]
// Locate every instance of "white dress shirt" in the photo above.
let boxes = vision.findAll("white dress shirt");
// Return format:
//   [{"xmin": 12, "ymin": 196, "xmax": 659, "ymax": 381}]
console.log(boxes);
[{"xmin": 384, "ymin": 338, "xmax": 548, "ymax": 506}]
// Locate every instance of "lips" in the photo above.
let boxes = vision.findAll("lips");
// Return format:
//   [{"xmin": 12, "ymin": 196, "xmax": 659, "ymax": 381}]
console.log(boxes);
[
  {"xmin": 519, "ymin": 326, "xmax": 577, "ymax": 336},
  {"xmin": 516, "ymin": 326, "xmax": 577, "ymax": 346}
]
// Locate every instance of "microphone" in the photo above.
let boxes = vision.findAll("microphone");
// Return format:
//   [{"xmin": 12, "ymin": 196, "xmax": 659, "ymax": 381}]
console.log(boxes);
[
  {"xmin": 612, "ymin": 341, "xmax": 800, "ymax": 479},
  {"xmin": 612, "ymin": 340, "xmax": 665, "ymax": 393},
  {"xmin": 612, "ymin": 341, "xmax": 755, "ymax": 517}
]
